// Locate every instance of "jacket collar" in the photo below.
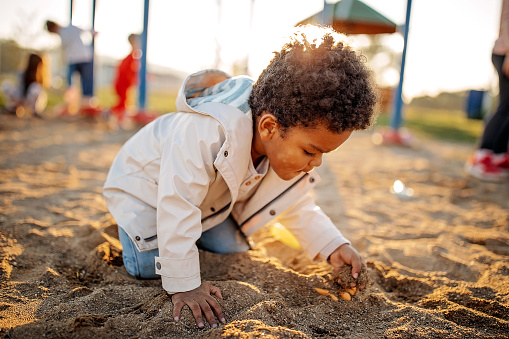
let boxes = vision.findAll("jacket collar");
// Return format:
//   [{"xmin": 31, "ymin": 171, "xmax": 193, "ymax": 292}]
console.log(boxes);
[{"xmin": 175, "ymin": 69, "xmax": 256, "ymax": 202}]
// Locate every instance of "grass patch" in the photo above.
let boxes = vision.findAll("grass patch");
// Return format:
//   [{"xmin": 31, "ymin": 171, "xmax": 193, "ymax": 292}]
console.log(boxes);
[
  {"xmin": 0, "ymin": 84, "xmax": 178, "ymax": 115},
  {"xmin": 0, "ymin": 71, "xmax": 178, "ymax": 114},
  {"xmin": 1, "ymin": 78, "xmax": 484, "ymax": 145},
  {"xmin": 95, "ymin": 87, "xmax": 178, "ymax": 114},
  {"xmin": 375, "ymin": 106, "xmax": 485, "ymax": 144}
]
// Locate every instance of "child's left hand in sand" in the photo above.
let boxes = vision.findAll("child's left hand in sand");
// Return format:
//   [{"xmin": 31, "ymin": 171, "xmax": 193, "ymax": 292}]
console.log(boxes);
[
  {"xmin": 329, "ymin": 243, "xmax": 367, "ymax": 290},
  {"xmin": 171, "ymin": 282, "xmax": 226, "ymax": 329}
]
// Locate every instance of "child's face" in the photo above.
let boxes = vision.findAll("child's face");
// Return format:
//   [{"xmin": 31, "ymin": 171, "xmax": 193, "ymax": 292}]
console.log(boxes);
[{"xmin": 260, "ymin": 118, "xmax": 352, "ymax": 181}]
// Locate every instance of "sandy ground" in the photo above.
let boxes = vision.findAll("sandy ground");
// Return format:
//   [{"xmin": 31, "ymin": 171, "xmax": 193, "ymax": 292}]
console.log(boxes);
[{"xmin": 0, "ymin": 113, "xmax": 508, "ymax": 338}]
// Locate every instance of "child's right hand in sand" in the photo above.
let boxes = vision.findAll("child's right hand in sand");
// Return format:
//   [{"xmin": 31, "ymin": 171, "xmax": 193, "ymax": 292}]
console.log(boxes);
[
  {"xmin": 329, "ymin": 244, "xmax": 367, "ymax": 290},
  {"xmin": 171, "ymin": 282, "xmax": 226, "ymax": 329}
]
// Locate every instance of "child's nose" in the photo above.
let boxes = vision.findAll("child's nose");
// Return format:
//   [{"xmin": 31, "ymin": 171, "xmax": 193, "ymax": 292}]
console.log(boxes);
[{"xmin": 310, "ymin": 154, "xmax": 323, "ymax": 168}]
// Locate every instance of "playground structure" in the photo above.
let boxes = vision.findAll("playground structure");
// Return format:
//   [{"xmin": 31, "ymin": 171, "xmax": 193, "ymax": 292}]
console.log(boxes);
[
  {"xmin": 300, "ymin": 0, "xmax": 414, "ymax": 146},
  {"xmin": 68, "ymin": 0, "xmax": 412, "ymax": 133},
  {"xmin": 67, "ymin": 0, "xmax": 157, "ymax": 126}
]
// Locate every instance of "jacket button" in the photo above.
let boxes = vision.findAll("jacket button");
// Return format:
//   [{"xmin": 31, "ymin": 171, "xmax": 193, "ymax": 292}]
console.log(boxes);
[
  {"xmin": 255, "ymin": 176, "xmax": 260, "ymax": 180},
  {"xmin": 224, "ymin": 151, "xmax": 228, "ymax": 157},
  {"xmin": 245, "ymin": 181, "xmax": 251, "ymax": 186},
  {"xmin": 135, "ymin": 236, "xmax": 141, "ymax": 241},
  {"xmin": 210, "ymin": 207, "xmax": 216, "ymax": 212},
  {"xmin": 269, "ymin": 210, "xmax": 276, "ymax": 216},
  {"xmin": 156, "ymin": 262, "xmax": 161, "ymax": 270},
  {"xmin": 309, "ymin": 177, "xmax": 315, "ymax": 183}
]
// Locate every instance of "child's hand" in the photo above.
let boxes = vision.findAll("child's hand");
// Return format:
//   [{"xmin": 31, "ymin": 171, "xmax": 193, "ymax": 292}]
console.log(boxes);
[
  {"xmin": 329, "ymin": 244, "xmax": 367, "ymax": 290},
  {"xmin": 171, "ymin": 282, "xmax": 226, "ymax": 329}
]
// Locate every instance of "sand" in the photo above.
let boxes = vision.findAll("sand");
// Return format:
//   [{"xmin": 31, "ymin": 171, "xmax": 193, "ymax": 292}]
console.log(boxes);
[{"xmin": 0, "ymin": 113, "xmax": 508, "ymax": 338}]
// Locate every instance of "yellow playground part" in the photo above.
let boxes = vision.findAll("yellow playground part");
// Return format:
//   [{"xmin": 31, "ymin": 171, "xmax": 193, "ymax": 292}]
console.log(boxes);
[{"xmin": 269, "ymin": 223, "xmax": 301, "ymax": 249}]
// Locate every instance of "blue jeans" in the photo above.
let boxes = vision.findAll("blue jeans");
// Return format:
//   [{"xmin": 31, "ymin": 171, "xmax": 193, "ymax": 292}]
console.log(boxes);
[
  {"xmin": 118, "ymin": 216, "xmax": 250, "ymax": 279},
  {"xmin": 67, "ymin": 61, "xmax": 94, "ymax": 97}
]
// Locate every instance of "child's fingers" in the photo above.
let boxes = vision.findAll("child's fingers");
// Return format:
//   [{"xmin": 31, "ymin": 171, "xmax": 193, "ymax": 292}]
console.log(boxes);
[
  {"xmin": 197, "ymin": 299, "xmax": 218, "ymax": 328},
  {"xmin": 361, "ymin": 256, "xmax": 367, "ymax": 269},
  {"xmin": 206, "ymin": 295, "xmax": 226, "ymax": 323},
  {"xmin": 209, "ymin": 284, "xmax": 223, "ymax": 300},
  {"xmin": 351, "ymin": 256, "xmax": 362, "ymax": 279},
  {"xmin": 172, "ymin": 297, "xmax": 185, "ymax": 322},
  {"xmin": 188, "ymin": 301, "xmax": 206, "ymax": 328},
  {"xmin": 333, "ymin": 260, "xmax": 346, "ymax": 285}
]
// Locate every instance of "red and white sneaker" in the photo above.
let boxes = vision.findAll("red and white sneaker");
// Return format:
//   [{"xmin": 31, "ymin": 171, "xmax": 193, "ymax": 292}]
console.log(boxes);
[
  {"xmin": 465, "ymin": 149, "xmax": 508, "ymax": 182},
  {"xmin": 493, "ymin": 152, "xmax": 509, "ymax": 173}
]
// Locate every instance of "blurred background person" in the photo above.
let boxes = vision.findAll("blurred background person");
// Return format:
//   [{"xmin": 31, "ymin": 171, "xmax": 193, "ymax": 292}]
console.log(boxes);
[
  {"xmin": 45, "ymin": 20, "xmax": 99, "ymax": 114},
  {"xmin": 109, "ymin": 33, "xmax": 141, "ymax": 125},
  {"xmin": 466, "ymin": 0, "xmax": 509, "ymax": 182},
  {"xmin": 1, "ymin": 53, "xmax": 48, "ymax": 117}
]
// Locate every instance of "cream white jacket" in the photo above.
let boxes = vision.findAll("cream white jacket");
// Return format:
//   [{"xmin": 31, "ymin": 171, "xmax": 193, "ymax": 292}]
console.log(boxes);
[{"xmin": 103, "ymin": 70, "xmax": 349, "ymax": 293}]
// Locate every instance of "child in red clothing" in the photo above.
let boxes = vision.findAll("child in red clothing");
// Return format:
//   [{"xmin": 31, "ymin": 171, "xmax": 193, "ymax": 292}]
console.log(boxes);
[{"xmin": 111, "ymin": 34, "xmax": 141, "ymax": 120}]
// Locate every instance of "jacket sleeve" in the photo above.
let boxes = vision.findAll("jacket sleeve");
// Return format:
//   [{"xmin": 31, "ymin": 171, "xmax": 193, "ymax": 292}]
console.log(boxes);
[
  {"xmin": 275, "ymin": 193, "xmax": 350, "ymax": 261},
  {"xmin": 154, "ymin": 115, "xmax": 225, "ymax": 293}
]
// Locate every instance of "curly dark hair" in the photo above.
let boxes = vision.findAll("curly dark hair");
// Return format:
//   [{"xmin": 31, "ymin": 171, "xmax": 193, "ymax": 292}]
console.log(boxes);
[{"xmin": 249, "ymin": 25, "xmax": 378, "ymax": 135}]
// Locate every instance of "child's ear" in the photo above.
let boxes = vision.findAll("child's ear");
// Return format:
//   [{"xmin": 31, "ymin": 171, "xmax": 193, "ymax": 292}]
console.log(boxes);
[{"xmin": 258, "ymin": 113, "xmax": 277, "ymax": 141}]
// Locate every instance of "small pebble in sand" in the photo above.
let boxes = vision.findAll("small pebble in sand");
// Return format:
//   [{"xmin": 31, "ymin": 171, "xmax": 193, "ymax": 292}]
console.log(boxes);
[
  {"xmin": 314, "ymin": 287, "xmax": 329, "ymax": 295},
  {"xmin": 345, "ymin": 287, "xmax": 356, "ymax": 296},
  {"xmin": 339, "ymin": 291, "xmax": 351, "ymax": 301},
  {"xmin": 314, "ymin": 287, "xmax": 339, "ymax": 301}
]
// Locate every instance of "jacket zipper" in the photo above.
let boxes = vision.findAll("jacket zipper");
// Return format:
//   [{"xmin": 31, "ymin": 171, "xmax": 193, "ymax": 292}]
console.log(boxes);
[
  {"xmin": 143, "ymin": 174, "xmax": 309, "ymax": 241},
  {"xmin": 239, "ymin": 173, "xmax": 309, "ymax": 227}
]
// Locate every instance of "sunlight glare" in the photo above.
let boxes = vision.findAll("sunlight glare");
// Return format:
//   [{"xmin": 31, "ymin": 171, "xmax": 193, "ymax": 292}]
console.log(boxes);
[{"xmin": 393, "ymin": 180, "xmax": 405, "ymax": 193}]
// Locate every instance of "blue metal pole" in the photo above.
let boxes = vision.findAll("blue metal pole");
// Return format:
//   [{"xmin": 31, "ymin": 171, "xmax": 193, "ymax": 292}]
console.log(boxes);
[
  {"xmin": 70, "ymin": 0, "xmax": 73, "ymax": 23},
  {"xmin": 390, "ymin": 0, "xmax": 412, "ymax": 130},
  {"xmin": 322, "ymin": 0, "xmax": 326, "ymax": 25},
  {"xmin": 138, "ymin": 0, "xmax": 149, "ymax": 110},
  {"xmin": 91, "ymin": 0, "xmax": 96, "ymax": 97}
]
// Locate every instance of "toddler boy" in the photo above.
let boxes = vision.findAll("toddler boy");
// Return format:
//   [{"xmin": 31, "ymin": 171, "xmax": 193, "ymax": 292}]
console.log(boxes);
[{"xmin": 103, "ymin": 25, "xmax": 377, "ymax": 329}]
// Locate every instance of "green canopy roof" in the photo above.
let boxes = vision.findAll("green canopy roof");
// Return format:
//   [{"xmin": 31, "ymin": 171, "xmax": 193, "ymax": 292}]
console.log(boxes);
[{"xmin": 298, "ymin": 0, "xmax": 397, "ymax": 35}]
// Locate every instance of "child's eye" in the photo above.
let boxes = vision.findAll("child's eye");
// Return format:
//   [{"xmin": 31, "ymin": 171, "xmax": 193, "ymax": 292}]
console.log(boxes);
[{"xmin": 304, "ymin": 150, "xmax": 315, "ymax": 157}]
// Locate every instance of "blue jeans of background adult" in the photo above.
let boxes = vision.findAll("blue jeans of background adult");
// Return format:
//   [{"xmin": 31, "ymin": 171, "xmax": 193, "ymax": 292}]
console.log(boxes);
[
  {"xmin": 118, "ymin": 216, "xmax": 250, "ymax": 279},
  {"xmin": 67, "ymin": 61, "xmax": 94, "ymax": 97}
]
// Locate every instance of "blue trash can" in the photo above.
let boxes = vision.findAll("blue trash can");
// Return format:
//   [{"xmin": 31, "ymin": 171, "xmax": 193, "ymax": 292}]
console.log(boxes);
[{"xmin": 466, "ymin": 90, "xmax": 486, "ymax": 120}]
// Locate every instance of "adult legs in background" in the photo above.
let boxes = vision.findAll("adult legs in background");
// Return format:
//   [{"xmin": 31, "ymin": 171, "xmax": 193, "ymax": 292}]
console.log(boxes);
[
  {"xmin": 79, "ymin": 61, "xmax": 94, "ymax": 98},
  {"xmin": 67, "ymin": 63, "xmax": 76, "ymax": 88},
  {"xmin": 67, "ymin": 61, "xmax": 98, "ymax": 113},
  {"xmin": 480, "ymin": 54, "xmax": 509, "ymax": 154},
  {"xmin": 63, "ymin": 64, "xmax": 81, "ymax": 115},
  {"xmin": 466, "ymin": 54, "xmax": 509, "ymax": 181}
]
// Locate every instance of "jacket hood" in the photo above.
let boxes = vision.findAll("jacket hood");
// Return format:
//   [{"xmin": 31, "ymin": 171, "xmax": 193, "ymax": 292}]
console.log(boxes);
[{"xmin": 175, "ymin": 69, "xmax": 254, "ymax": 115}]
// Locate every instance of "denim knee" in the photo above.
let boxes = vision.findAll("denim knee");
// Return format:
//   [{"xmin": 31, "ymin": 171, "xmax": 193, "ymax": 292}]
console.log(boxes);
[
  {"xmin": 118, "ymin": 226, "xmax": 159, "ymax": 279},
  {"xmin": 197, "ymin": 216, "xmax": 250, "ymax": 254}
]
